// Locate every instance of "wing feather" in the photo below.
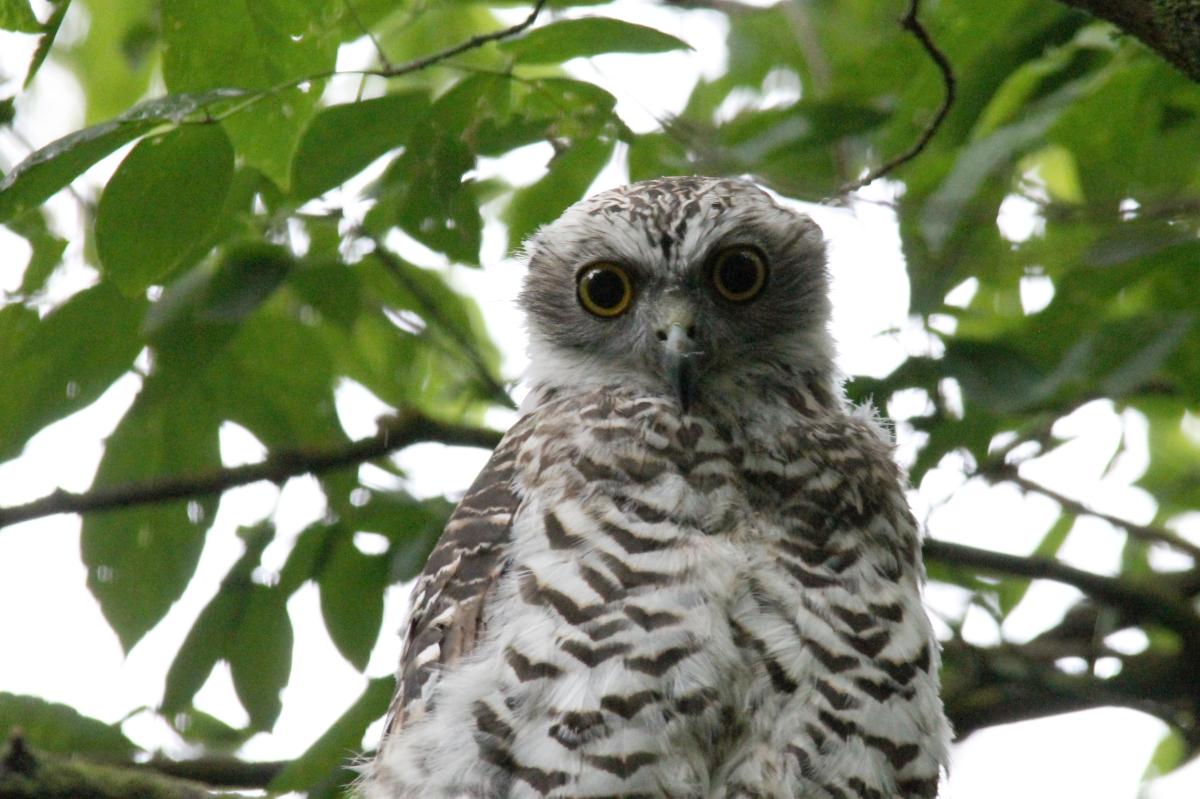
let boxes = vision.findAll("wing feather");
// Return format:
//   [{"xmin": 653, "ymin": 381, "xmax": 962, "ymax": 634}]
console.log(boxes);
[{"xmin": 384, "ymin": 417, "xmax": 533, "ymax": 732}]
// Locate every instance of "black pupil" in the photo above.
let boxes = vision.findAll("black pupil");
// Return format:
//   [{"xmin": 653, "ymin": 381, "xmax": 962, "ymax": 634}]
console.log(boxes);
[
  {"xmin": 719, "ymin": 252, "xmax": 760, "ymax": 295},
  {"xmin": 584, "ymin": 268, "xmax": 626, "ymax": 309}
]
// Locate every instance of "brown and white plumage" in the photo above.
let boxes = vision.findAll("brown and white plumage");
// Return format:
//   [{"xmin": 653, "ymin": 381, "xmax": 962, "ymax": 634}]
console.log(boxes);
[{"xmin": 362, "ymin": 177, "xmax": 950, "ymax": 798}]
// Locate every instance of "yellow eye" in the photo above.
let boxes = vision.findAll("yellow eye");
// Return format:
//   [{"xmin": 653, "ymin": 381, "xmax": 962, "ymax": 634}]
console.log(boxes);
[
  {"xmin": 712, "ymin": 246, "xmax": 767, "ymax": 302},
  {"xmin": 577, "ymin": 263, "xmax": 634, "ymax": 318}
]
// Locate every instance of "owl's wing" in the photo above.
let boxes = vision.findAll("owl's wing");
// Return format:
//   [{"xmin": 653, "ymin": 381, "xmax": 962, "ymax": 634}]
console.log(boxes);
[{"xmin": 383, "ymin": 416, "xmax": 533, "ymax": 733}]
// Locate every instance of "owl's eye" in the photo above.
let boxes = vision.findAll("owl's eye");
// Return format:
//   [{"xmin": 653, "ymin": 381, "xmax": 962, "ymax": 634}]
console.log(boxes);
[
  {"xmin": 712, "ymin": 246, "xmax": 767, "ymax": 302},
  {"xmin": 577, "ymin": 263, "xmax": 634, "ymax": 318}
]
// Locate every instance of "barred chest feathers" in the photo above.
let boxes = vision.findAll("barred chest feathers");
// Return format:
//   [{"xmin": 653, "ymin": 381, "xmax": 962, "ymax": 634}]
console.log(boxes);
[{"xmin": 365, "ymin": 384, "xmax": 949, "ymax": 798}]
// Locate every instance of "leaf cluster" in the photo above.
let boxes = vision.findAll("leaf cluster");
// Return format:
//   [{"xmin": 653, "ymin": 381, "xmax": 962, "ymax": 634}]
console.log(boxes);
[{"xmin": 1, "ymin": 0, "xmax": 1199, "ymax": 794}]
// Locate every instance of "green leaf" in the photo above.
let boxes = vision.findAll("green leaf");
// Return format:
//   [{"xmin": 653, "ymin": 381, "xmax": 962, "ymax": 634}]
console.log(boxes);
[
  {"xmin": 0, "ymin": 118, "xmax": 153, "ymax": 223},
  {"xmin": 0, "ymin": 88, "xmax": 247, "ymax": 220},
  {"xmin": 318, "ymin": 530, "xmax": 387, "ymax": 672},
  {"xmin": 354, "ymin": 248, "xmax": 501, "ymax": 386},
  {"xmin": 1097, "ymin": 315, "xmax": 1193, "ymax": 398},
  {"xmin": 941, "ymin": 339, "xmax": 1049, "ymax": 413},
  {"xmin": 375, "ymin": 3, "xmax": 507, "ymax": 70},
  {"xmin": 468, "ymin": 77, "xmax": 620, "ymax": 156},
  {"xmin": 58, "ymin": 0, "xmax": 148, "ymax": 117},
  {"xmin": 142, "ymin": 241, "xmax": 294, "ymax": 383},
  {"xmin": 270, "ymin": 677, "xmax": 393, "ymax": 793},
  {"xmin": 161, "ymin": 587, "xmax": 246, "ymax": 714},
  {"xmin": 0, "ymin": 0, "xmax": 39, "ymax": 32},
  {"xmin": 162, "ymin": 525, "xmax": 272, "ymax": 714},
  {"xmin": 1142, "ymin": 727, "xmax": 1187, "ymax": 780},
  {"xmin": 920, "ymin": 102, "xmax": 1065, "ymax": 255},
  {"xmin": 161, "ymin": 0, "xmax": 340, "ymax": 187},
  {"xmin": 24, "ymin": 0, "xmax": 63, "ymax": 87},
  {"xmin": 3, "ymin": 209, "xmax": 66, "ymax": 294},
  {"xmin": 171, "ymin": 708, "xmax": 254, "ymax": 750},
  {"xmin": 0, "ymin": 693, "xmax": 135, "ymax": 760},
  {"xmin": 228, "ymin": 585, "xmax": 294, "ymax": 731},
  {"xmin": 1137, "ymin": 398, "xmax": 1200, "ymax": 518},
  {"xmin": 290, "ymin": 93, "xmax": 428, "ymax": 202},
  {"xmin": 117, "ymin": 89, "xmax": 253, "ymax": 125},
  {"xmin": 972, "ymin": 39, "xmax": 1076, "ymax": 137},
  {"xmin": 368, "ymin": 495, "xmax": 452, "ymax": 582},
  {"xmin": 289, "ymin": 256, "xmax": 362, "ymax": 331},
  {"xmin": 367, "ymin": 129, "xmax": 482, "ymax": 264},
  {"xmin": 96, "ymin": 125, "xmax": 235, "ymax": 294},
  {"xmin": 0, "ymin": 284, "xmax": 144, "ymax": 462},
  {"xmin": 997, "ymin": 513, "xmax": 1074, "ymax": 617},
  {"xmin": 0, "ymin": 89, "xmax": 245, "ymax": 224},
  {"xmin": 628, "ymin": 131, "xmax": 690, "ymax": 182},
  {"xmin": 278, "ymin": 522, "xmax": 330, "ymax": 596},
  {"xmin": 1019, "ymin": 144, "xmax": 1084, "ymax": 204},
  {"xmin": 81, "ymin": 377, "xmax": 221, "ymax": 651},
  {"xmin": 718, "ymin": 101, "xmax": 891, "ymax": 161},
  {"xmin": 501, "ymin": 17, "xmax": 691, "ymax": 64},
  {"xmin": 504, "ymin": 136, "xmax": 614, "ymax": 249},
  {"xmin": 193, "ymin": 242, "xmax": 293, "ymax": 323},
  {"xmin": 212, "ymin": 311, "xmax": 346, "ymax": 449}
]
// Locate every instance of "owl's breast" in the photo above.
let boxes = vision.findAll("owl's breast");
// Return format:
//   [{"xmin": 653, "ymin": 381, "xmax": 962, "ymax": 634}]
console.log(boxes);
[{"xmin": 393, "ymin": 391, "xmax": 941, "ymax": 797}]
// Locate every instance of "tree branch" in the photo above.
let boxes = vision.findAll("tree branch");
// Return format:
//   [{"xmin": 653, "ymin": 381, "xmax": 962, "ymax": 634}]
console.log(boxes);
[
  {"xmin": 839, "ymin": 0, "xmax": 957, "ymax": 193},
  {"xmin": 923, "ymin": 538, "xmax": 1200, "ymax": 652},
  {"xmin": 1, "ymin": 736, "xmax": 212, "ymax": 799},
  {"xmin": 136, "ymin": 755, "xmax": 285, "ymax": 789},
  {"xmin": 1002, "ymin": 468, "xmax": 1200, "ymax": 561},
  {"xmin": 942, "ymin": 640, "xmax": 1198, "ymax": 739},
  {"xmin": 1055, "ymin": 0, "xmax": 1200, "ymax": 83},
  {"xmin": 0, "ymin": 412, "xmax": 503, "ymax": 529}
]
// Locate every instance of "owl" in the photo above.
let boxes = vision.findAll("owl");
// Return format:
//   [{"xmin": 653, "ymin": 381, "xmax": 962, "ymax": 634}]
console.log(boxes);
[{"xmin": 361, "ymin": 176, "xmax": 951, "ymax": 798}]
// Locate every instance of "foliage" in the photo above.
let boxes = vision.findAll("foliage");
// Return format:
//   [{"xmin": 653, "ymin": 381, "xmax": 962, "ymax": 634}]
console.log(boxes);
[{"xmin": 1, "ymin": 0, "xmax": 1199, "ymax": 795}]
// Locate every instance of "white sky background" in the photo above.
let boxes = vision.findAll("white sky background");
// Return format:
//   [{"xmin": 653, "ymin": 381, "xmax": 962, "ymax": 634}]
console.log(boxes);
[{"xmin": 2, "ymin": 1, "xmax": 1200, "ymax": 797}]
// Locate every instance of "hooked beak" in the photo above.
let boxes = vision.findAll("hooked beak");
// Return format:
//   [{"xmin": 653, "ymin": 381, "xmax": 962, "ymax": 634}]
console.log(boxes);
[{"xmin": 660, "ymin": 321, "xmax": 703, "ymax": 413}]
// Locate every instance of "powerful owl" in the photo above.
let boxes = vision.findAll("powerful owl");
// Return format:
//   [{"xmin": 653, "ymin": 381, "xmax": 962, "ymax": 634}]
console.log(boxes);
[{"xmin": 361, "ymin": 176, "xmax": 951, "ymax": 798}]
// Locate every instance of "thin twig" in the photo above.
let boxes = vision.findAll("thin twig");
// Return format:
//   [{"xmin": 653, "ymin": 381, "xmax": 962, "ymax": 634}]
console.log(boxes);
[
  {"xmin": 205, "ymin": 1, "xmax": 548, "ymax": 124},
  {"xmin": 342, "ymin": 0, "xmax": 394, "ymax": 71},
  {"xmin": 839, "ymin": 0, "xmax": 956, "ymax": 194},
  {"xmin": 364, "ymin": 236, "xmax": 517, "ymax": 409},
  {"xmin": 0, "ymin": 412, "xmax": 503, "ymax": 529},
  {"xmin": 374, "ymin": 0, "xmax": 547, "ymax": 77}
]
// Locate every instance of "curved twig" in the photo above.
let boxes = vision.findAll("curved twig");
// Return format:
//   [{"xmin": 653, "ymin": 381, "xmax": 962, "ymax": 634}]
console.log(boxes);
[
  {"xmin": 839, "ymin": 0, "xmax": 956, "ymax": 194},
  {"xmin": 374, "ymin": 0, "xmax": 547, "ymax": 78}
]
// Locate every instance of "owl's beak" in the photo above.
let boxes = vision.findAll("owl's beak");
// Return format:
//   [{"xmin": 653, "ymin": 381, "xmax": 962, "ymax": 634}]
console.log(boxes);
[{"xmin": 660, "ymin": 321, "xmax": 703, "ymax": 413}]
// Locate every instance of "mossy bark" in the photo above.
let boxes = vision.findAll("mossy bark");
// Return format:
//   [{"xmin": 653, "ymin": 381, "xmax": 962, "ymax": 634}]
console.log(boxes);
[
  {"xmin": 1058, "ymin": 0, "xmax": 1200, "ymax": 81},
  {"xmin": 0, "ymin": 737, "xmax": 216, "ymax": 799}
]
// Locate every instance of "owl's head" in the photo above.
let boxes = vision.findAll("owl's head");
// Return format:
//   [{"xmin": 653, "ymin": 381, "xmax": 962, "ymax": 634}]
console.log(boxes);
[{"xmin": 519, "ymin": 176, "xmax": 834, "ymax": 412}]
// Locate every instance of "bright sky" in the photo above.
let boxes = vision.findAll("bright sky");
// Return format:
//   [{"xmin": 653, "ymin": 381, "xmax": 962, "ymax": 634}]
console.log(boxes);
[{"xmin": 2, "ymin": 2, "xmax": 1200, "ymax": 797}]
